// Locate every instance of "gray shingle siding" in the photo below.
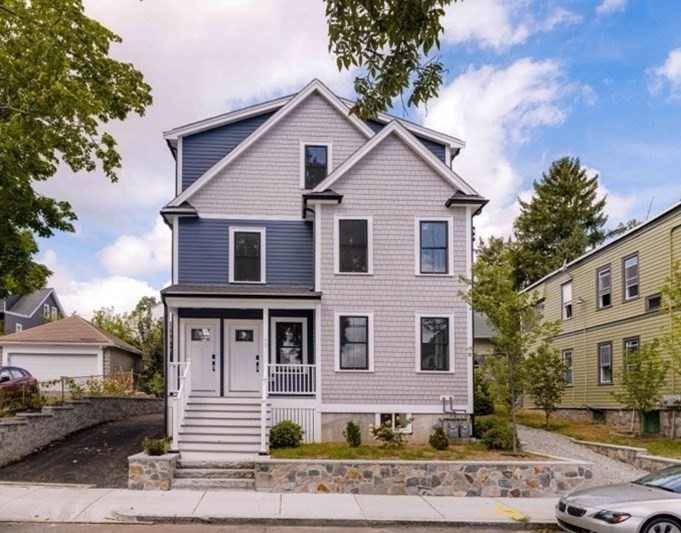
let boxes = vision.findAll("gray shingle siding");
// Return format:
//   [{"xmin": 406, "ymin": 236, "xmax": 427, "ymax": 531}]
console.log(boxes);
[
  {"xmin": 3, "ymin": 293, "xmax": 60, "ymax": 334},
  {"xmin": 181, "ymin": 111, "xmax": 276, "ymax": 191},
  {"xmin": 365, "ymin": 119, "xmax": 447, "ymax": 163},
  {"xmin": 318, "ymin": 133, "xmax": 470, "ymax": 407},
  {"xmin": 177, "ymin": 218, "xmax": 314, "ymax": 286}
]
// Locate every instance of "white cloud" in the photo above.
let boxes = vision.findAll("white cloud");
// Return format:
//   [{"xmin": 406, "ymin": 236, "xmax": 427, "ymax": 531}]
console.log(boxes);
[
  {"xmin": 597, "ymin": 0, "xmax": 628, "ymax": 15},
  {"xmin": 423, "ymin": 58, "xmax": 570, "ymax": 237},
  {"xmin": 649, "ymin": 48, "xmax": 681, "ymax": 100},
  {"xmin": 583, "ymin": 167, "xmax": 636, "ymax": 225},
  {"xmin": 99, "ymin": 219, "xmax": 171, "ymax": 276},
  {"xmin": 442, "ymin": 0, "xmax": 581, "ymax": 50}
]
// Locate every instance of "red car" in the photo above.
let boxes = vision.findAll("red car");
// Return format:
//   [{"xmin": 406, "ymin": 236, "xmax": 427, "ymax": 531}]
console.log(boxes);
[{"xmin": 0, "ymin": 366, "xmax": 39, "ymax": 402}]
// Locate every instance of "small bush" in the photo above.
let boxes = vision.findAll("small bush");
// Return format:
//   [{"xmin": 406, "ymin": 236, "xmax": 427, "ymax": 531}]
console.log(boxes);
[
  {"xmin": 481, "ymin": 419, "xmax": 515, "ymax": 451},
  {"xmin": 343, "ymin": 420, "xmax": 361, "ymax": 447},
  {"xmin": 429, "ymin": 425, "xmax": 449, "ymax": 450},
  {"xmin": 270, "ymin": 420, "xmax": 304, "ymax": 448},
  {"xmin": 473, "ymin": 371, "xmax": 495, "ymax": 416},
  {"xmin": 143, "ymin": 372, "xmax": 164, "ymax": 397},
  {"xmin": 143, "ymin": 436, "xmax": 170, "ymax": 456},
  {"xmin": 473, "ymin": 417, "xmax": 495, "ymax": 439},
  {"xmin": 22, "ymin": 392, "xmax": 48, "ymax": 411}
]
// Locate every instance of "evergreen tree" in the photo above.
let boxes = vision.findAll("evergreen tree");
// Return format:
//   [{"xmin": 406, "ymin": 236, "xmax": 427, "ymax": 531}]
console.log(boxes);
[{"xmin": 513, "ymin": 157, "xmax": 607, "ymax": 287}]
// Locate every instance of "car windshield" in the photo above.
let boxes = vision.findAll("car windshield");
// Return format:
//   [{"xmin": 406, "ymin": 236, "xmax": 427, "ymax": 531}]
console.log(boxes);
[{"xmin": 633, "ymin": 466, "xmax": 681, "ymax": 494}]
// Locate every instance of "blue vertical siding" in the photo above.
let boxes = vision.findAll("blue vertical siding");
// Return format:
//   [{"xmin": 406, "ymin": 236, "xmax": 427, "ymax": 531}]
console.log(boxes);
[
  {"xmin": 181, "ymin": 112, "xmax": 276, "ymax": 190},
  {"xmin": 178, "ymin": 218, "xmax": 314, "ymax": 286},
  {"xmin": 364, "ymin": 119, "xmax": 447, "ymax": 162}
]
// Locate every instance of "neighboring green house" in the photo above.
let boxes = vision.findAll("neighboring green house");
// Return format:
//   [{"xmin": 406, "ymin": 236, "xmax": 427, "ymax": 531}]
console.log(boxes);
[
  {"xmin": 473, "ymin": 312, "xmax": 496, "ymax": 364},
  {"xmin": 522, "ymin": 200, "xmax": 681, "ymax": 432}
]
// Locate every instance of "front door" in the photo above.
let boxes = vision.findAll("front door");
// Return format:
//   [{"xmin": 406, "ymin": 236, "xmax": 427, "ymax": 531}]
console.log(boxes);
[
  {"xmin": 226, "ymin": 321, "xmax": 261, "ymax": 393},
  {"xmin": 184, "ymin": 320, "xmax": 219, "ymax": 396}
]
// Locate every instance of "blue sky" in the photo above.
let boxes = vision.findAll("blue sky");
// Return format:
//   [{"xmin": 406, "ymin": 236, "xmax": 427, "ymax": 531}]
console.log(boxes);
[{"xmin": 34, "ymin": 0, "xmax": 681, "ymax": 316}]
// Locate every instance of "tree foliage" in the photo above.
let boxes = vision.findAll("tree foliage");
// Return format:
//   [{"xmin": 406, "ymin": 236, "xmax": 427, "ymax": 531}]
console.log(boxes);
[
  {"xmin": 513, "ymin": 157, "xmax": 607, "ymax": 288},
  {"xmin": 661, "ymin": 260, "xmax": 681, "ymax": 375},
  {"xmin": 524, "ymin": 345, "xmax": 566, "ymax": 428},
  {"xmin": 0, "ymin": 0, "xmax": 152, "ymax": 298},
  {"xmin": 325, "ymin": 0, "xmax": 457, "ymax": 119},
  {"xmin": 460, "ymin": 246, "xmax": 560, "ymax": 453}
]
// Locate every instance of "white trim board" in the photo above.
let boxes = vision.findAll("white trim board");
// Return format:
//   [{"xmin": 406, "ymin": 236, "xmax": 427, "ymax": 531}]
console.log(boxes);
[
  {"xmin": 334, "ymin": 311, "xmax": 374, "ymax": 373},
  {"xmin": 413, "ymin": 216, "xmax": 455, "ymax": 277},
  {"xmin": 414, "ymin": 312, "xmax": 456, "ymax": 374},
  {"xmin": 299, "ymin": 141, "xmax": 333, "ymax": 190},
  {"xmin": 333, "ymin": 215, "xmax": 373, "ymax": 275},
  {"xmin": 228, "ymin": 226, "xmax": 267, "ymax": 284},
  {"xmin": 319, "ymin": 404, "xmax": 468, "ymax": 414}
]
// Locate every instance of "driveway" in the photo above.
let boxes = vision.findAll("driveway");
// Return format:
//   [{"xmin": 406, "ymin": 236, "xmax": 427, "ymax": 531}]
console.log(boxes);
[{"xmin": 0, "ymin": 413, "xmax": 164, "ymax": 488}]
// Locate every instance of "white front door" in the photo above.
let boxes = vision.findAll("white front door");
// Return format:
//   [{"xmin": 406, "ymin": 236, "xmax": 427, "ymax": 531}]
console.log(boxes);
[
  {"xmin": 184, "ymin": 320, "xmax": 219, "ymax": 396},
  {"xmin": 226, "ymin": 321, "xmax": 261, "ymax": 393}
]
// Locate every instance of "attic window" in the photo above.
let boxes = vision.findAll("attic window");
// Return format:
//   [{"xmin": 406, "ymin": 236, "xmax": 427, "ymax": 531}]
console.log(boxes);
[{"xmin": 302, "ymin": 143, "xmax": 331, "ymax": 189}]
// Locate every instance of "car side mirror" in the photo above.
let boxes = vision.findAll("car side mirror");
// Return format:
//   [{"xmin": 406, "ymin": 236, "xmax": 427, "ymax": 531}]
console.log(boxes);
[{"xmin": 0, "ymin": 376, "xmax": 10, "ymax": 384}]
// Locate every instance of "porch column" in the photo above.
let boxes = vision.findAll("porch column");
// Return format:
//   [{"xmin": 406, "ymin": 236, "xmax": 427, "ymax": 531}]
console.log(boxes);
[
  {"xmin": 314, "ymin": 303, "xmax": 322, "ymax": 442},
  {"xmin": 260, "ymin": 306, "xmax": 269, "ymax": 454}
]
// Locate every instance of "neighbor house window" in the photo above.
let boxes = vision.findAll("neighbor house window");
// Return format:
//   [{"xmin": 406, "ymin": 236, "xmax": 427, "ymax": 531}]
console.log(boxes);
[
  {"xmin": 623, "ymin": 254, "xmax": 639, "ymax": 300},
  {"xmin": 229, "ymin": 227, "xmax": 265, "ymax": 283},
  {"xmin": 15, "ymin": 323, "xmax": 22, "ymax": 332},
  {"xmin": 272, "ymin": 319, "xmax": 306, "ymax": 365},
  {"xmin": 43, "ymin": 304, "xmax": 50, "ymax": 318},
  {"xmin": 416, "ymin": 219, "xmax": 451, "ymax": 274},
  {"xmin": 597, "ymin": 266, "xmax": 611, "ymax": 308},
  {"xmin": 418, "ymin": 315, "xmax": 453, "ymax": 372},
  {"xmin": 598, "ymin": 342, "xmax": 613, "ymax": 384},
  {"xmin": 336, "ymin": 217, "xmax": 372, "ymax": 274},
  {"xmin": 563, "ymin": 349, "xmax": 573, "ymax": 386},
  {"xmin": 51, "ymin": 306, "xmax": 58, "ymax": 320},
  {"xmin": 647, "ymin": 293, "xmax": 662, "ymax": 312},
  {"xmin": 336, "ymin": 314, "xmax": 372, "ymax": 371},
  {"xmin": 561, "ymin": 281, "xmax": 573, "ymax": 320},
  {"xmin": 624, "ymin": 337, "xmax": 640, "ymax": 371},
  {"xmin": 301, "ymin": 143, "xmax": 331, "ymax": 189}
]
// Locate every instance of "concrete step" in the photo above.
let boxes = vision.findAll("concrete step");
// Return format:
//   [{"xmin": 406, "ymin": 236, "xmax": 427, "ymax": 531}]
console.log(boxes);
[
  {"xmin": 174, "ymin": 468, "xmax": 254, "ymax": 479},
  {"xmin": 177, "ymin": 460, "xmax": 255, "ymax": 469},
  {"xmin": 179, "ymin": 426, "xmax": 261, "ymax": 436},
  {"xmin": 178, "ymin": 451, "xmax": 263, "ymax": 462},
  {"xmin": 171, "ymin": 478, "xmax": 255, "ymax": 491}
]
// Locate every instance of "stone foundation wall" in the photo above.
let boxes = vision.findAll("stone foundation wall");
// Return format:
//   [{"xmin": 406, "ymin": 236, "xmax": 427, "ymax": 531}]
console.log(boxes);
[
  {"xmin": 128, "ymin": 452, "xmax": 179, "ymax": 490},
  {"xmin": 0, "ymin": 396, "xmax": 162, "ymax": 467},
  {"xmin": 255, "ymin": 459, "xmax": 592, "ymax": 497},
  {"xmin": 573, "ymin": 439, "xmax": 681, "ymax": 473},
  {"xmin": 551, "ymin": 408, "xmax": 681, "ymax": 438}
]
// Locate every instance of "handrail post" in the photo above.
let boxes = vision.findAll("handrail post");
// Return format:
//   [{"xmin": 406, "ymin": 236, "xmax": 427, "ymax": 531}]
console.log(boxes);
[{"xmin": 260, "ymin": 361, "xmax": 268, "ymax": 454}]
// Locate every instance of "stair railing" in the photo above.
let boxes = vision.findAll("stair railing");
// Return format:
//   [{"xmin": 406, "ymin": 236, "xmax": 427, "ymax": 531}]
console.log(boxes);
[
  {"xmin": 171, "ymin": 361, "xmax": 191, "ymax": 450},
  {"xmin": 260, "ymin": 360, "xmax": 269, "ymax": 455}
]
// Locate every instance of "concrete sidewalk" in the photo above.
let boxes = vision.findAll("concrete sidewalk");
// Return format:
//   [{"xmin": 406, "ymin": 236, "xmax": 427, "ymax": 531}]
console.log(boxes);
[{"xmin": 0, "ymin": 483, "xmax": 559, "ymax": 527}]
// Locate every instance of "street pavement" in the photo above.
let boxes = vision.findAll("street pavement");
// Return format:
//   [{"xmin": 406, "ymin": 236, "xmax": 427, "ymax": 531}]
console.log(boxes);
[{"xmin": 0, "ymin": 483, "xmax": 559, "ymax": 528}]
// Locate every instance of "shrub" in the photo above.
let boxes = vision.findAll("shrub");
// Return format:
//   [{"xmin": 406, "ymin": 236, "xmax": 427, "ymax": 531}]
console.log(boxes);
[
  {"xmin": 429, "ymin": 425, "xmax": 449, "ymax": 450},
  {"xmin": 481, "ymin": 419, "xmax": 515, "ymax": 451},
  {"xmin": 343, "ymin": 420, "xmax": 361, "ymax": 447},
  {"xmin": 473, "ymin": 371, "xmax": 495, "ymax": 416},
  {"xmin": 270, "ymin": 420, "xmax": 304, "ymax": 448},
  {"xmin": 143, "ymin": 372, "xmax": 164, "ymax": 397},
  {"xmin": 369, "ymin": 415, "xmax": 414, "ymax": 448},
  {"xmin": 143, "ymin": 436, "xmax": 170, "ymax": 456},
  {"xmin": 22, "ymin": 392, "xmax": 48, "ymax": 411},
  {"xmin": 473, "ymin": 417, "xmax": 495, "ymax": 439}
]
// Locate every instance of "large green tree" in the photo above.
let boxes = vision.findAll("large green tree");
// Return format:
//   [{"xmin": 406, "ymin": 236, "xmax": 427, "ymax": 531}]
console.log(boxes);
[
  {"xmin": 326, "ymin": 0, "xmax": 457, "ymax": 119},
  {"xmin": 0, "ymin": 0, "xmax": 152, "ymax": 298},
  {"xmin": 513, "ymin": 157, "xmax": 607, "ymax": 288}
]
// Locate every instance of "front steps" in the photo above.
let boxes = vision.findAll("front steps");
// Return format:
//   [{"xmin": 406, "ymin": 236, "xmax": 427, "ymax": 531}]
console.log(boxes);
[
  {"xmin": 177, "ymin": 395, "xmax": 268, "ymax": 461},
  {"xmin": 171, "ymin": 460, "xmax": 256, "ymax": 491}
]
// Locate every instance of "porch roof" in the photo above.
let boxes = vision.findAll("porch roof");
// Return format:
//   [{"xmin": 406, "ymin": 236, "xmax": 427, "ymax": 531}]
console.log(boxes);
[{"xmin": 161, "ymin": 284, "xmax": 322, "ymax": 300}]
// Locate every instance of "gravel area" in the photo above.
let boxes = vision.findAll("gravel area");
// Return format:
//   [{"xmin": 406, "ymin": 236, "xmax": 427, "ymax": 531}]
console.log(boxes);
[{"xmin": 518, "ymin": 424, "xmax": 647, "ymax": 487}]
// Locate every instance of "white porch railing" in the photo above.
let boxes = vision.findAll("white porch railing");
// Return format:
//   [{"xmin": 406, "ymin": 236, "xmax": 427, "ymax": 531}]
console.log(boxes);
[
  {"xmin": 171, "ymin": 361, "xmax": 191, "ymax": 450},
  {"xmin": 268, "ymin": 364, "xmax": 316, "ymax": 395},
  {"xmin": 168, "ymin": 361, "xmax": 188, "ymax": 395}
]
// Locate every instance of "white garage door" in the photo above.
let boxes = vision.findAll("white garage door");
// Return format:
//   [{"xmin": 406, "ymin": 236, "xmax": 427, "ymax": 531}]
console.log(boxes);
[{"xmin": 8, "ymin": 353, "xmax": 99, "ymax": 382}]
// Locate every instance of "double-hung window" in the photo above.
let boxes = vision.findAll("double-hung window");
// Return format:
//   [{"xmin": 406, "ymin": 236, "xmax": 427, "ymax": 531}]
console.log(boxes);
[
  {"xmin": 43, "ymin": 304, "xmax": 50, "ymax": 319},
  {"xmin": 336, "ymin": 314, "xmax": 372, "ymax": 371},
  {"xmin": 624, "ymin": 336, "xmax": 640, "ymax": 371},
  {"xmin": 561, "ymin": 281, "xmax": 573, "ymax": 320},
  {"xmin": 301, "ymin": 143, "xmax": 331, "ymax": 189},
  {"xmin": 336, "ymin": 217, "xmax": 372, "ymax": 274},
  {"xmin": 416, "ymin": 219, "xmax": 451, "ymax": 275},
  {"xmin": 598, "ymin": 342, "xmax": 613, "ymax": 384},
  {"xmin": 417, "ymin": 315, "xmax": 453, "ymax": 372},
  {"xmin": 623, "ymin": 254, "xmax": 639, "ymax": 300},
  {"xmin": 562, "ymin": 349, "xmax": 573, "ymax": 385},
  {"xmin": 229, "ymin": 227, "xmax": 265, "ymax": 283},
  {"xmin": 597, "ymin": 266, "xmax": 611, "ymax": 308}
]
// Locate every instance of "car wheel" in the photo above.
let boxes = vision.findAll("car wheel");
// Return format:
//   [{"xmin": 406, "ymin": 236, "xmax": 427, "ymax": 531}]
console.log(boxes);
[{"xmin": 642, "ymin": 516, "xmax": 681, "ymax": 533}]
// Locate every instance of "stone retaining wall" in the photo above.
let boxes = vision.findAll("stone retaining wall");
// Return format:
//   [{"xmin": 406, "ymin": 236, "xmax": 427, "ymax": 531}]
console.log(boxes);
[
  {"xmin": 128, "ymin": 452, "xmax": 179, "ymax": 490},
  {"xmin": 0, "ymin": 396, "xmax": 162, "ymax": 467},
  {"xmin": 552, "ymin": 408, "xmax": 681, "ymax": 438},
  {"xmin": 572, "ymin": 438, "xmax": 681, "ymax": 473},
  {"xmin": 255, "ymin": 459, "xmax": 592, "ymax": 497}
]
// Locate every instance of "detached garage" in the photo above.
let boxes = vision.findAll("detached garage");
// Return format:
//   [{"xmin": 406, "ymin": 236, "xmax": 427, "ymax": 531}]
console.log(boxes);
[{"xmin": 0, "ymin": 315, "xmax": 142, "ymax": 382}]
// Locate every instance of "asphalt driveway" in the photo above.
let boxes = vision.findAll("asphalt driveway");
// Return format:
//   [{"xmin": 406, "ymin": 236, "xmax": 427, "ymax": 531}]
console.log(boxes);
[{"xmin": 0, "ymin": 413, "xmax": 164, "ymax": 488}]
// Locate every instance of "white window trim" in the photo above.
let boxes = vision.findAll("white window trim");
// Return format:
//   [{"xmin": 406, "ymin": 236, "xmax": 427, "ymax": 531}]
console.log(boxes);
[
  {"xmin": 300, "ymin": 141, "xmax": 332, "ymax": 190},
  {"xmin": 15, "ymin": 323, "xmax": 22, "ymax": 332},
  {"xmin": 270, "ymin": 317, "xmax": 307, "ymax": 365},
  {"xmin": 334, "ymin": 311, "xmax": 374, "ymax": 373},
  {"xmin": 415, "ymin": 313, "xmax": 455, "ymax": 373},
  {"xmin": 414, "ymin": 217, "xmax": 454, "ymax": 276},
  {"xmin": 623, "ymin": 254, "xmax": 639, "ymax": 301},
  {"xmin": 598, "ymin": 342, "xmax": 613, "ymax": 384},
  {"xmin": 561, "ymin": 281, "xmax": 573, "ymax": 320},
  {"xmin": 228, "ymin": 226, "xmax": 266, "ymax": 284},
  {"xmin": 374, "ymin": 412, "xmax": 413, "ymax": 434},
  {"xmin": 597, "ymin": 266, "xmax": 611, "ymax": 309},
  {"xmin": 43, "ymin": 304, "xmax": 50, "ymax": 319},
  {"xmin": 334, "ymin": 215, "xmax": 373, "ymax": 275},
  {"xmin": 51, "ymin": 307, "xmax": 58, "ymax": 320},
  {"xmin": 562, "ymin": 349, "xmax": 573, "ymax": 385}
]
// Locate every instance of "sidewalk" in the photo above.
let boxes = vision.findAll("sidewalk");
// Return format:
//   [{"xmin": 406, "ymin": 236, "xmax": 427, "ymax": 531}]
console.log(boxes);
[{"xmin": 0, "ymin": 483, "xmax": 558, "ymax": 527}]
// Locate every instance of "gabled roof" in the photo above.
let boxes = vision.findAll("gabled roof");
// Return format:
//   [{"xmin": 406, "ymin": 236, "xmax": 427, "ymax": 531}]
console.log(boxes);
[
  {"xmin": 167, "ymin": 79, "xmax": 375, "ymax": 208},
  {"xmin": 312, "ymin": 120, "xmax": 481, "ymax": 197},
  {"xmin": 3, "ymin": 288, "xmax": 66, "ymax": 318},
  {"xmin": 474, "ymin": 312, "xmax": 496, "ymax": 340},
  {"xmin": 522, "ymin": 198, "xmax": 681, "ymax": 292},
  {"xmin": 0, "ymin": 315, "xmax": 142, "ymax": 355}
]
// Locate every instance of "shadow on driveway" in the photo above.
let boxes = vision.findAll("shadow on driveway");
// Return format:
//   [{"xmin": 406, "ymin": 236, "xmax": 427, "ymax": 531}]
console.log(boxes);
[{"xmin": 0, "ymin": 413, "xmax": 164, "ymax": 488}]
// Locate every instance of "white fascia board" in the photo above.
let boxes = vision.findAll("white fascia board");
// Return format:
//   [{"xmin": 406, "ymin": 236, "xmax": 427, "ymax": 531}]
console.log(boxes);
[
  {"xmin": 168, "ymin": 79, "xmax": 375, "ymax": 208},
  {"xmin": 163, "ymin": 95, "xmax": 293, "ymax": 143},
  {"xmin": 163, "ymin": 296, "xmax": 320, "ymax": 310},
  {"xmin": 51, "ymin": 291, "xmax": 67, "ymax": 318},
  {"xmin": 0, "ymin": 342, "xmax": 110, "ymax": 351},
  {"xmin": 313, "ymin": 121, "xmax": 478, "ymax": 196},
  {"xmin": 319, "ymin": 403, "xmax": 468, "ymax": 414}
]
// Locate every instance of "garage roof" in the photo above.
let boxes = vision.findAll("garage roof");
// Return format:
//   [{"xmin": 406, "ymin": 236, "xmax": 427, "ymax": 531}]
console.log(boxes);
[{"xmin": 0, "ymin": 315, "xmax": 142, "ymax": 355}]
